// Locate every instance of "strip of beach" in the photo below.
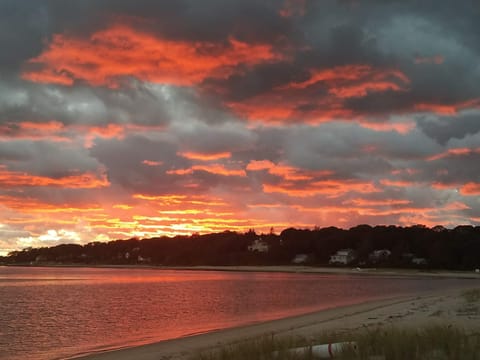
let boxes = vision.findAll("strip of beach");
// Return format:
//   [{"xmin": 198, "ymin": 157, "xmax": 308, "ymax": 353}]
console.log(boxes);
[{"xmin": 74, "ymin": 267, "xmax": 480, "ymax": 360}]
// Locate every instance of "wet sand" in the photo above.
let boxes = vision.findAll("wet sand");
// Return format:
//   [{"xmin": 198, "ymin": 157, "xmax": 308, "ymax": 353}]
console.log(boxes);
[{"xmin": 76, "ymin": 280, "xmax": 480, "ymax": 360}]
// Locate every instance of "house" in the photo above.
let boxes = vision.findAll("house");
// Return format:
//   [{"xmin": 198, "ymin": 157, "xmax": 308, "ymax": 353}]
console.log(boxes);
[
  {"xmin": 412, "ymin": 257, "xmax": 428, "ymax": 266},
  {"xmin": 248, "ymin": 238, "xmax": 269, "ymax": 253},
  {"xmin": 35, "ymin": 255, "xmax": 48, "ymax": 263},
  {"xmin": 369, "ymin": 249, "xmax": 391, "ymax": 263},
  {"xmin": 329, "ymin": 248, "xmax": 356, "ymax": 265},
  {"xmin": 137, "ymin": 255, "xmax": 151, "ymax": 263},
  {"xmin": 292, "ymin": 254, "xmax": 309, "ymax": 264}
]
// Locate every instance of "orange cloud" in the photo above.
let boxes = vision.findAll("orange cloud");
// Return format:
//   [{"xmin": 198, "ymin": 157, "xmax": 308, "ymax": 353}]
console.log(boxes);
[
  {"xmin": 442, "ymin": 201, "xmax": 470, "ymax": 210},
  {"xmin": 133, "ymin": 193, "xmax": 227, "ymax": 207},
  {"xmin": 379, "ymin": 179, "xmax": 417, "ymax": 187},
  {"xmin": 19, "ymin": 121, "xmax": 64, "ymax": 131},
  {"xmin": 391, "ymin": 168, "xmax": 419, "ymax": 176},
  {"xmin": 264, "ymin": 179, "xmax": 378, "ymax": 197},
  {"xmin": 142, "ymin": 160, "xmax": 163, "ymax": 166},
  {"xmin": 0, "ymin": 165, "xmax": 109, "ymax": 189},
  {"xmin": 228, "ymin": 95, "xmax": 353, "ymax": 124},
  {"xmin": 112, "ymin": 204, "xmax": 134, "ymax": 210},
  {"xmin": 133, "ymin": 194, "xmax": 187, "ymax": 203},
  {"xmin": 246, "ymin": 160, "xmax": 276, "ymax": 171},
  {"xmin": 0, "ymin": 195, "xmax": 103, "ymax": 213},
  {"xmin": 179, "ymin": 151, "xmax": 231, "ymax": 161},
  {"xmin": 267, "ymin": 165, "xmax": 314, "ymax": 181},
  {"xmin": 360, "ymin": 121, "xmax": 416, "ymax": 134},
  {"xmin": 284, "ymin": 65, "xmax": 369, "ymax": 89},
  {"xmin": 415, "ymin": 104, "xmax": 457, "ymax": 115},
  {"xmin": 428, "ymin": 182, "xmax": 480, "ymax": 197},
  {"xmin": 460, "ymin": 182, "xmax": 480, "ymax": 196},
  {"xmin": 167, "ymin": 164, "xmax": 246, "ymax": 177},
  {"xmin": 329, "ymin": 81, "xmax": 403, "ymax": 98},
  {"xmin": 0, "ymin": 122, "xmax": 145, "ymax": 147},
  {"xmin": 0, "ymin": 121, "xmax": 70, "ymax": 142},
  {"xmin": 414, "ymin": 55, "xmax": 444, "ymax": 64},
  {"xmin": 229, "ymin": 65, "xmax": 409, "ymax": 123},
  {"xmin": 344, "ymin": 198, "xmax": 412, "ymax": 207},
  {"xmin": 427, "ymin": 147, "xmax": 480, "ymax": 161},
  {"xmin": 81, "ymin": 124, "xmax": 125, "ymax": 147},
  {"xmin": 23, "ymin": 25, "xmax": 282, "ymax": 87},
  {"xmin": 431, "ymin": 182, "xmax": 454, "ymax": 190},
  {"xmin": 283, "ymin": 65, "xmax": 409, "ymax": 92},
  {"xmin": 415, "ymin": 98, "xmax": 480, "ymax": 115},
  {"xmin": 247, "ymin": 160, "xmax": 331, "ymax": 181}
]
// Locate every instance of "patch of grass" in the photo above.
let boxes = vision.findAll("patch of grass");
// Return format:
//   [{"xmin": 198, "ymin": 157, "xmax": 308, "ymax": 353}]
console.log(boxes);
[
  {"xmin": 191, "ymin": 325, "xmax": 480, "ymax": 360},
  {"xmin": 462, "ymin": 289, "xmax": 480, "ymax": 304}
]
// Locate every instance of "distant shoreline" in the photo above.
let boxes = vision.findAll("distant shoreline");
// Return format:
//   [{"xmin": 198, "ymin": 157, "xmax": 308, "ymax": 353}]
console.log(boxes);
[
  {"xmin": 73, "ymin": 285, "xmax": 480, "ymax": 360},
  {"xmin": 5, "ymin": 263, "xmax": 480, "ymax": 279}
]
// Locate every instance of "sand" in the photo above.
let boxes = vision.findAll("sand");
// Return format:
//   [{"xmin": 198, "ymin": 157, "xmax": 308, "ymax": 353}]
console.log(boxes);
[{"xmin": 75, "ymin": 275, "xmax": 480, "ymax": 360}]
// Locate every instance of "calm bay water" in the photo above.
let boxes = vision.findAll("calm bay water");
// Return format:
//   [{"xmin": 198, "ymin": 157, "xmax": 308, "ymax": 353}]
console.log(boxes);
[{"xmin": 0, "ymin": 266, "xmax": 474, "ymax": 360}]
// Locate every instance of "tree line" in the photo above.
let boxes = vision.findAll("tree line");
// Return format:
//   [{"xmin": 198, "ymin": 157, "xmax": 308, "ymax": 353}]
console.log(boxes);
[{"xmin": 2, "ymin": 224, "xmax": 480, "ymax": 270}]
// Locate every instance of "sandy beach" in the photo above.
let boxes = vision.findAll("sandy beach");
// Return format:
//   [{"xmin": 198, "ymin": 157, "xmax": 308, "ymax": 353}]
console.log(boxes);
[{"xmin": 76, "ymin": 275, "xmax": 480, "ymax": 360}]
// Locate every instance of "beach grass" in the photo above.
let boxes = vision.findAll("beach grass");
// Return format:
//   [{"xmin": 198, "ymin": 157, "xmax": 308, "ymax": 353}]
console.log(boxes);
[{"xmin": 192, "ymin": 325, "xmax": 480, "ymax": 360}]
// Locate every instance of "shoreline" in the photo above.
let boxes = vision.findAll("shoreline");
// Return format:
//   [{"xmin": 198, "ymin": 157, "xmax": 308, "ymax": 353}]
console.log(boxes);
[
  {"xmin": 74, "ymin": 285, "xmax": 480, "ymax": 360},
  {"xmin": 6, "ymin": 263, "xmax": 480, "ymax": 279}
]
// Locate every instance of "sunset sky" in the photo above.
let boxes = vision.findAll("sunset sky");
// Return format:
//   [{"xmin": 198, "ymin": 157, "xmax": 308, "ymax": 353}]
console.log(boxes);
[{"xmin": 1, "ymin": 0, "xmax": 480, "ymax": 255}]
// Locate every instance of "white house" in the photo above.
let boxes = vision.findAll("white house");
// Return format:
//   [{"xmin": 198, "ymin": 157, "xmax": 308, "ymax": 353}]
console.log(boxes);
[
  {"xmin": 248, "ymin": 238, "xmax": 269, "ymax": 253},
  {"xmin": 412, "ymin": 257, "xmax": 428, "ymax": 266},
  {"xmin": 137, "ymin": 255, "xmax": 151, "ymax": 263},
  {"xmin": 369, "ymin": 249, "xmax": 391, "ymax": 263},
  {"xmin": 329, "ymin": 248, "xmax": 356, "ymax": 265},
  {"xmin": 292, "ymin": 254, "xmax": 309, "ymax": 264}
]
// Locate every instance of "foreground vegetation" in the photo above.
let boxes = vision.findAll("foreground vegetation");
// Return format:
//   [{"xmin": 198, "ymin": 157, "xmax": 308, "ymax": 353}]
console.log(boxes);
[
  {"xmin": 3, "ymin": 224, "xmax": 480, "ymax": 270},
  {"xmin": 193, "ymin": 325, "xmax": 480, "ymax": 360}
]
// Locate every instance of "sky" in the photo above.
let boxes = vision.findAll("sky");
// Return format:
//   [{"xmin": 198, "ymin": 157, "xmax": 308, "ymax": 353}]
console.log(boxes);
[{"xmin": 1, "ymin": 0, "xmax": 480, "ymax": 255}]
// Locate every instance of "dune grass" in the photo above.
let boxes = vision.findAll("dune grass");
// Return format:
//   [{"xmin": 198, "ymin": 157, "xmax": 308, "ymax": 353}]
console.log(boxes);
[{"xmin": 192, "ymin": 325, "xmax": 480, "ymax": 360}]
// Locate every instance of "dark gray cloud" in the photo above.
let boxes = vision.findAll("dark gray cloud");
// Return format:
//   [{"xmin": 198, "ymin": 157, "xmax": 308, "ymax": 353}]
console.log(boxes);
[
  {"xmin": 90, "ymin": 133, "xmax": 253, "ymax": 196},
  {"xmin": 0, "ymin": 79, "xmax": 173, "ymax": 127},
  {"xmin": 0, "ymin": 1, "xmax": 48, "ymax": 75},
  {"xmin": 173, "ymin": 120, "xmax": 256, "ymax": 154},
  {"xmin": 421, "ymin": 152, "xmax": 480, "ymax": 186},
  {"xmin": 0, "ymin": 139, "xmax": 101, "ymax": 177},
  {"xmin": 47, "ymin": 0, "xmax": 292, "ymax": 44},
  {"xmin": 90, "ymin": 135, "xmax": 180, "ymax": 193},
  {"xmin": 417, "ymin": 112, "xmax": 480, "ymax": 145}
]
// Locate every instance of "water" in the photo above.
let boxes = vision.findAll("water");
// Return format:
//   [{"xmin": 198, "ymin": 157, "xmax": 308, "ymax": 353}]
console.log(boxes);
[{"xmin": 0, "ymin": 266, "xmax": 474, "ymax": 359}]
